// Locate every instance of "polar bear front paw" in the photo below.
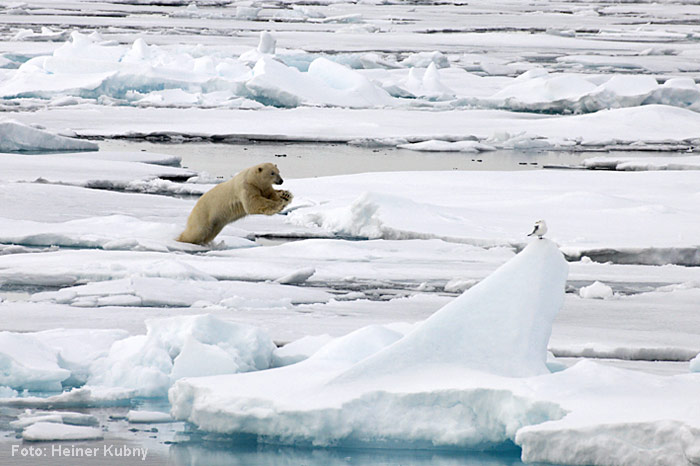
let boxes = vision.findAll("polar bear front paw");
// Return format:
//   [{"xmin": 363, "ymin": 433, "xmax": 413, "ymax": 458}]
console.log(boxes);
[{"xmin": 278, "ymin": 190, "xmax": 293, "ymax": 203}]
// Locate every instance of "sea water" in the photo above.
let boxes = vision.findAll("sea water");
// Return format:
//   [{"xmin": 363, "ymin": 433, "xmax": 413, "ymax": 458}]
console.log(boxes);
[{"xmin": 96, "ymin": 140, "xmax": 587, "ymax": 178}]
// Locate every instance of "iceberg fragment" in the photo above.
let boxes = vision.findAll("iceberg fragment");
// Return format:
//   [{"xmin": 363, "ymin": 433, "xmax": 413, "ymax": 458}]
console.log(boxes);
[
  {"xmin": 0, "ymin": 332, "xmax": 71, "ymax": 391},
  {"xmin": 90, "ymin": 314, "xmax": 275, "ymax": 397},
  {"xmin": 170, "ymin": 240, "xmax": 569, "ymax": 447},
  {"xmin": 335, "ymin": 239, "xmax": 568, "ymax": 381}
]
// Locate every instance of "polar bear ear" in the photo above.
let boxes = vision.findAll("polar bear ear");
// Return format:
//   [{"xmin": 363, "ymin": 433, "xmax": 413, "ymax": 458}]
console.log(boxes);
[{"xmin": 258, "ymin": 167, "xmax": 263, "ymax": 172}]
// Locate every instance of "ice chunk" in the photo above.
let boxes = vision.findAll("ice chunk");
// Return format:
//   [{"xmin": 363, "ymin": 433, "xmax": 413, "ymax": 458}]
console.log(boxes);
[
  {"xmin": 239, "ymin": 31, "xmax": 277, "ymax": 64},
  {"xmin": 400, "ymin": 51, "xmax": 450, "ymax": 69},
  {"xmin": 582, "ymin": 155, "xmax": 700, "ymax": 171},
  {"xmin": 492, "ymin": 72, "xmax": 597, "ymax": 104},
  {"xmin": 397, "ymin": 139, "xmax": 494, "ymax": 152},
  {"xmin": 258, "ymin": 31, "xmax": 276, "ymax": 55},
  {"xmin": 22, "ymin": 422, "xmax": 103, "ymax": 441},
  {"xmin": 33, "ymin": 329, "xmax": 129, "ymax": 386},
  {"xmin": 170, "ymin": 337, "xmax": 245, "ymax": 381},
  {"xmin": 235, "ymin": 6, "xmax": 260, "ymax": 20},
  {"xmin": 11, "ymin": 411, "xmax": 98, "ymax": 429},
  {"xmin": 515, "ymin": 361, "xmax": 700, "ymax": 466},
  {"xmin": 245, "ymin": 56, "xmax": 394, "ymax": 108},
  {"xmin": 127, "ymin": 410, "xmax": 173, "ymax": 423},
  {"xmin": 89, "ymin": 315, "xmax": 275, "ymax": 397},
  {"xmin": 11, "ymin": 414, "xmax": 63, "ymax": 430},
  {"xmin": 596, "ymin": 75, "xmax": 658, "ymax": 98},
  {"xmin": 403, "ymin": 63, "xmax": 455, "ymax": 99},
  {"xmin": 87, "ymin": 334, "xmax": 171, "ymax": 398},
  {"xmin": 443, "ymin": 278, "xmax": 477, "ymax": 293},
  {"xmin": 170, "ymin": 240, "xmax": 569, "ymax": 446},
  {"xmin": 0, "ymin": 120, "xmax": 98, "ymax": 152},
  {"xmin": 307, "ymin": 57, "xmax": 395, "ymax": 107},
  {"xmin": 0, "ymin": 332, "xmax": 71, "ymax": 391},
  {"xmin": 690, "ymin": 354, "xmax": 700, "ymax": 372},
  {"xmin": 245, "ymin": 57, "xmax": 310, "ymax": 107},
  {"xmin": 274, "ymin": 267, "xmax": 316, "ymax": 284},
  {"xmin": 0, "ymin": 387, "xmax": 133, "ymax": 408},
  {"xmin": 578, "ymin": 281, "xmax": 614, "ymax": 299},
  {"xmin": 337, "ymin": 239, "xmax": 568, "ymax": 380}
]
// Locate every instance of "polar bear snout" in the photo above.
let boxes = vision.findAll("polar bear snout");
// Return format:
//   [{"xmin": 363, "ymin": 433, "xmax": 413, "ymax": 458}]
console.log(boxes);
[{"xmin": 274, "ymin": 176, "xmax": 284, "ymax": 185}]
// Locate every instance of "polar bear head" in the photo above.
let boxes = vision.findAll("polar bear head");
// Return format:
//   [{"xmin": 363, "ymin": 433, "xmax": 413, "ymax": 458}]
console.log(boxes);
[{"xmin": 248, "ymin": 162, "xmax": 284, "ymax": 187}]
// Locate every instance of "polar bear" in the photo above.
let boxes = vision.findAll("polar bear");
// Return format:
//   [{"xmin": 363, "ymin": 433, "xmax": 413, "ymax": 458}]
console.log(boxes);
[{"xmin": 177, "ymin": 162, "xmax": 293, "ymax": 245}]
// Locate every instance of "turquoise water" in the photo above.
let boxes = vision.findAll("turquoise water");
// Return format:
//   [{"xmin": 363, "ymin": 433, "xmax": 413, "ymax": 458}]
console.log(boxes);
[
  {"xmin": 0, "ymin": 396, "xmax": 547, "ymax": 466},
  {"xmin": 168, "ymin": 438, "xmax": 533, "ymax": 466}
]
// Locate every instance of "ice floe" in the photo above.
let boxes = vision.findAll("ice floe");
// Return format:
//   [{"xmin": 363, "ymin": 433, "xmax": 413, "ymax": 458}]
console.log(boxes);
[
  {"xmin": 127, "ymin": 410, "xmax": 173, "ymax": 423},
  {"xmin": 22, "ymin": 422, "xmax": 103, "ymax": 441},
  {"xmin": 583, "ymin": 154, "xmax": 700, "ymax": 171},
  {"xmin": 0, "ymin": 387, "xmax": 133, "ymax": 408},
  {"xmin": 284, "ymin": 169, "xmax": 700, "ymax": 262},
  {"xmin": 0, "ymin": 152, "xmax": 195, "ymax": 187},
  {"xmin": 0, "ymin": 119, "xmax": 97, "ymax": 152},
  {"xmin": 169, "ymin": 240, "xmax": 569, "ymax": 445},
  {"xmin": 16, "ymin": 104, "xmax": 700, "ymax": 150},
  {"xmin": 11, "ymin": 411, "xmax": 98, "ymax": 429}
]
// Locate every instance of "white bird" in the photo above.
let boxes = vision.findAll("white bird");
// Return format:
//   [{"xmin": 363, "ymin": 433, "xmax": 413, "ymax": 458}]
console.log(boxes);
[{"xmin": 527, "ymin": 219, "xmax": 548, "ymax": 239}]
